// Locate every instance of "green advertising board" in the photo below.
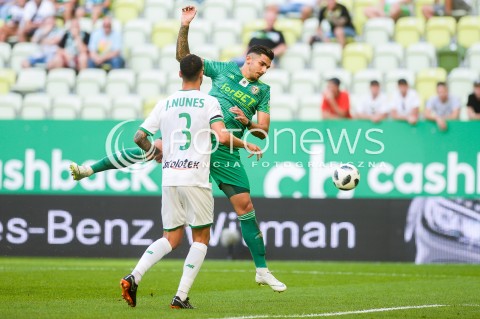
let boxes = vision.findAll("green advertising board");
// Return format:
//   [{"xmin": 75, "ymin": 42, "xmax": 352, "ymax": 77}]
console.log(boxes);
[{"xmin": 0, "ymin": 120, "xmax": 478, "ymax": 198}]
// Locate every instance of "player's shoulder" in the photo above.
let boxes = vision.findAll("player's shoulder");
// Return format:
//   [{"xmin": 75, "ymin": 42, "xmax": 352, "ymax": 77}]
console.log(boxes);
[{"xmin": 256, "ymin": 79, "xmax": 271, "ymax": 90}]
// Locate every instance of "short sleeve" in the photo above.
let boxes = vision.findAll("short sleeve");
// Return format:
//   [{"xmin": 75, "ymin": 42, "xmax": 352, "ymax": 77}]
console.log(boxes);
[
  {"xmin": 88, "ymin": 31, "xmax": 98, "ymax": 52},
  {"xmin": 451, "ymin": 95, "xmax": 461, "ymax": 109},
  {"xmin": 204, "ymin": 59, "xmax": 231, "ymax": 79},
  {"xmin": 257, "ymin": 87, "xmax": 270, "ymax": 114},
  {"xmin": 112, "ymin": 32, "xmax": 122, "ymax": 51},
  {"xmin": 426, "ymin": 97, "xmax": 434, "ymax": 109},
  {"xmin": 467, "ymin": 94, "xmax": 475, "ymax": 107},
  {"xmin": 140, "ymin": 102, "xmax": 163, "ymax": 136},
  {"xmin": 208, "ymin": 98, "xmax": 224, "ymax": 124},
  {"xmin": 409, "ymin": 90, "xmax": 420, "ymax": 108}
]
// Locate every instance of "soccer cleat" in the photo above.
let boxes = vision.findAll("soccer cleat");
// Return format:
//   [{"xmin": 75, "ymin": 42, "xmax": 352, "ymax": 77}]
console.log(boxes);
[
  {"xmin": 69, "ymin": 162, "xmax": 93, "ymax": 181},
  {"xmin": 255, "ymin": 271, "xmax": 287, "ymax": 293},
  {"xmin": 120, "ymin": 274, "xmax": 138, "ymax": 307},
  {"xmin": 170, "ymin": 296, "xmax": 194, "ymax": 309}
]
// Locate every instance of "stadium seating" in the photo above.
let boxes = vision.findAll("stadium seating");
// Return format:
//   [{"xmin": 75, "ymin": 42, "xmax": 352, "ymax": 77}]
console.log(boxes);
[
  {"xmin": 212, "ymin": 20, "xmax": 242, "ymax": 49},
  {"xmin": 298, "ymin": 95, "xmax": 322, "ymax": 120},
  {"xmin": 164, "ymin": 72, "xmax": 183, "ymax": 94},
  {"xmin": 260, "ymin": 69, "xmax": 290, "ymax": 96},
  {"xmin": 457, "ymin": 16, "xmax": 480, "ymax": 48},
  {"xmin": 152, "ymin": 20, "xmax": 179, "ymax": 48},
  {"xmin": 363, "ymin": 18, "xmax": 395, "ymax": 46},
  {"xmin": 321, "ymin": 69, "xmax": 352, "ymax": 91},
  {"xmin": 311, "ymin": 43, "xmax": 342, "ymax": 71},
  {"xmin": 0, "ymin": 42, "xmax": 11, "ymax": 69},
  {"xmin": 76, "ymin": 69, "xmax": 107, "ymax": 97},
  {"xmin": 51, "ymin": 95, "xmax": 82, "ymax": 119},
  {"xmin": 290, "ymin": 70, "xmax": 321, "ymax": 97},
  {"xmin": 10, "ymin": 43, "xmax": 41, "ymax": 71},
  {"xmin": 82, "ymin": 95, "xmax": 112, "ymax": 119},
  {"xmin": 11, "ymin": 68, "xmax": 46, "ymax": 94},
  {"xmin": 123, "ymin": 19, "xmax": 152, "ymax": 55},
  {"xmin": 466, "ymin": 43, "xmax": 480, "ymax": 72},
  {"xmin": 233, "ymin": 0, "xmax": 261, "ymax": 22},
  {"xmin": 394, "ymin": 17, "xmax": 425, "ymax": 48},
  {"xmin": 188, "ymin": 19, "xmax": 212, "ymax": 50},
  {"xmin": 352, "ymin": 69, "xmax": 383, "ymax": 95},
  {"xmin": 136, "ymin": 70, "xmax": 165, "ymax": 99},
  {"xmin": 0, "ymin": 69, "xmax": 16, "ymax": 94},
  {"xmin": 416, "ymin": 68, "xmax": 448, "ymax": 102},
  {"xmin": 202, "ymin": 0, "xmax": 231, "ymax": 21},
  {"xmin": 159, "ymin": 45, "xmax": 180, "ymax": 72},
  {"xmin": 342, "ymin": 43, "xmax": 373, "ymax": 74},
  {"xmin": 373, "ymin": 43, "xmax": 404, "ymax": 72},
  {"xmin": 46, "ymin": 68, "xmax": 76, "ymax": 96},
  {"xmin": 274, "ymin": 19, "xmax": 303, "ymax": 45},
  {"xmin": 129, "ymin": 44, "xmax": 160, "ymax": 73},
  {"xmin": 353, "ymin": 0, "xmax": 377, "ymax": 36},
  {"xmin": 242, "ymin": 19, "xmax": 266, "ymax": 44},
  {"xmin": 385, "ymin": 69, "xmax": 416, "ymax": 95},
  {"xmin": 0, "ymin": 93, "xmax": 22, "ymax": 119},
  {"xmin": 113, "ymin": 0, "xmax": 140, "ymax": 24},
  {"xmin": 448, "ymin": 68, "xmax": 480, "ymax": 104},
  {"xmin": 414, "ymin": 0, "xmax": 435, "ymax": 18},
  {"xmin": 144, "ymin": 0, "xmax": 174, "ymax": 21},
  {"xmin": 405, "ymin": 43, "xmax": 436, "ymax": 72},
  {"xmin": 193, "ymin": 46, "xmax": 220, "ymax": 61},
  {"xmin": 111, "ymin": 95, "xmax": 142, "ymax": 119},
  {"xmin": 425, "ymin": 16, "xmax": 457, "ymax": 49},
  {"xmin": 279, "ymin": 43, "xmax": 310, "ymax": 73},
  {"xmin": 269, "ymin": 94, "xmax": 297, "ymax": 120},
  {"xmin": 21, "ymin": 93, "xmax": 51, "ymax": 119},
  {"xmin": 219, "ymin": 45, "xmax": 245, "ymax": 62},
  {"xmin": 105, "ymin": 69, "xmax": 136, "ymax": 97},
  {"xmin": 301, "ymin": 17, "xmax": 318, "ymax": 43}
]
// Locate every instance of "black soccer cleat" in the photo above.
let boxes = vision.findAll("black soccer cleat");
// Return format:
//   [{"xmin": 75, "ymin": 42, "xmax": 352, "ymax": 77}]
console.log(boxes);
[
  {"xmin": 120, "ymin": 274, "xmax": 138, "ymax": 307},
  {"xmin": 170, "ymin": 296, "xmax": 194, "ymax": 309}
]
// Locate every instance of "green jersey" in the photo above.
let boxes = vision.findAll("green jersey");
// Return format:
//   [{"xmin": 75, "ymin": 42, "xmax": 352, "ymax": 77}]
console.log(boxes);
[{"xmin": 204, "ymin": 59, "xmax": 270, "ymax": 140}]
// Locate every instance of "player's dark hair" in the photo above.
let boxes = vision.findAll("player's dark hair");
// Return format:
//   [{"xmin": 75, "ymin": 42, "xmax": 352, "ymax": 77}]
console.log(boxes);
[
  {"xmin": 398, "ymin": 79, "xmax": 408, "ymax": 85},
  {"xmin": 247, "ymin": 45, "xmax": 275, "ymax": 61},
  {"xmin": 370, "ymin": 80, "xmax": 380, "ymax": 87},
  {"xmin": 437, "ymin": 81, "xmax": 447, "ymax": 88},
  {"xmin": 180, "ymin": 54, "xmax": 203, "ymax": 82},
  {"xmin": 328, "ymin": 77, "xmax": 341, "ymax": 87}
]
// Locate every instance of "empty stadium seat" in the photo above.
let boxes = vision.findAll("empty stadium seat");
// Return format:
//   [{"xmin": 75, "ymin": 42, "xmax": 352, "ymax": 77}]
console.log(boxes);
[
  {"xmin": 279, "ymin": 43, "xmax": 310, "ymax": 73},
  {"xmin": 46, "ymin": 68, "xmax": 76, "ymax": 96},
  {"xmin": 298, "ymin": 95, "xmax": 322, "ymax": 120},
  {"xmin": 113, "ymin": 0, "xmax": 140, "ymax": 24},
  {"xmin": 76, "ymin": 69, "xmax": 107, "ymax": 97},
  {"xmin": 363, "ymin": 18, "xmax": 395, "ymax": 46},
  {"xmin": 200, "ymin": 76, "xmax": 213, "ymax": 94},
  {"xmin": 136, "ymin": 70, "xmax": 165, "ymax": 99},
  {"xmin": 152, "ymin": 20, "xmax": 178, "ymax": 48},
  {"xmin": 290, "ymin": 70, "xmax": 321, "ymax": 97},
  {"xmin": 301, "ymin": 17, "xmax": 319, "ymax": 42},
  {"xmin": 111, "ymin": 95, "xmax": 142, "ymax": 119},
  {"xmin": 260, "ymin": 69, "xmax": 290, "ymax": 96},
  {"xmin": 448, "ymin": 68, "xmax": 479, "ymax": 104},
  {"xmin": 202, "ymin": 0, "xmax": 231, "ymax": 21},
  {"xmin": 274, "ymin": 19, "xmax": 303, "ymax": 45},
  {"xmin": 0, "ymin": 42, "xmax": 11, "ymax": 68},
  {"xmin": 466, "ymin": 43, "xmax": 480, "ymax": 72},
  {"xmin": 212, "ymin": 20, "xmax": 242, "ymax": 50},
  {"xmin": 352, "ymin": 70, "xmax": 383, "ymax": 95},
  {"xmin": 406, "ymin": 42, "xmax": 436, "ymax": 71},
  {"xmin": 83, "ymin": 95, "xmax": 112, "ymax": 114},
  {"xmin": 416, "ymin": 68, "xmax": 448, "ymax": 102},
  {"xmin": 159, "ymin": 45, "xmax": 180, "ymax": 72},
  {"xmin": 373, "ymin": 43, "xmax": 404, "ymax": 72},
  {"xmin": 123, "ymin": 19, "xmax": 152, "ymax": 54},
  {"xmin": 233, "ymin": 0, "xmax": 261, "ymax": 22},
  {"xmin": 51, "ymin": 95, "xmax": 82, "ymax": 119},
  {"xmin": 11, "ymin": 68, "xmax": 46, "ymax": 93},
  {"xmin": 457, "ymin": 16, "xmax": 480, "ymax": 49},
  {"xmin": 0, "ymin": 69, "xmax": 16, "ymax": 94},
  {"xmin": 188, "ymin": 19, "xmax": 212, "ymax": 51},
  {"xmin": 270, "ymin": 94, "xmax": 297, "ymax": 120},
  {"xmin": 105, "ymin": 69, "xmax": 136, "ymax": 97},
  {"xmin": 311, "ymin": 43, "xmax": 342, "ymax": 71},
  {"xmin": 144, "ymin": 0, "xmax": 174, "ymax": 21},
  {"xmin": 193, "ymin": 46, "xmax": 220, "ymax": 61},
  {"xmin": 220, "ymin": 45, "xmax": 245, "ymax": 62},
  {"xmin": 164, "ymin": 72, "xmax": 183, "ymax": 93},
  {"xmin": 10, "ymin": 43, "xmax": 41, "ymax": 71},
  {"xmin": 80, "ymin": 106, "xmax": 108, "ymax": 120},
  {"xmin": 394, "ymin": 17, "xmax": 425, "ymax": 48},
  {"xmin": 385, "ymin": 69, "xmax": 415, "ymax": 95},
  {"xmin": 0, "ymin": 93, "xmax": 22, "ymax": 119},
  {"xmin": 21, "ymin": 93, "xmax": 51, "ymax": 119},
  {"xmin": 321, "ymin": 69, "xmax": 352, "ymax": 91},
  {"xmin": 425, "ymin": 16, "xmax": 456, "ymax": 49},
  {"xmin": 129, "ymin": 44, "xmax": 159, "ymax": 73},
  {"xmin": 342, "ymin": 43, "xmax": 373, "ymax": 74}
]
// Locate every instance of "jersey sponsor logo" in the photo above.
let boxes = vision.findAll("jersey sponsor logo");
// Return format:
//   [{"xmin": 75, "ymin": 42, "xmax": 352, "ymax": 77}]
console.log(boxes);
[
  {"xmin": 165, "ymin": 97, "xmax": 205, "ymax": 110},
  {"xmin": 163, "ymin": 159, "xmax": 201, "ymax": 170},
  {"xmin": 220, "ymin": 83, "xmax": 257, "ymax": 107},
  {"xmin": 250, "ymin": 85, "xmax": 259, "ymax": 95}
]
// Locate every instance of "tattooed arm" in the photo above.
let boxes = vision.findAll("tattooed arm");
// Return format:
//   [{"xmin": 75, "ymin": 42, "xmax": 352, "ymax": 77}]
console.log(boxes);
[
  {"xmin": 176, "ymin": 6, "xmax": 197, "ymax": 62},
  {"xmin": 134, "ymin": 130, "xmax": 162, "ymax": 162}
]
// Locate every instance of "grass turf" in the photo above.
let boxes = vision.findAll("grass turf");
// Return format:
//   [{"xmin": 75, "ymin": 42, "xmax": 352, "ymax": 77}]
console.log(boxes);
[{"xmin": 1, "ymin": 257, "xmax": 479, "ymax": 319}]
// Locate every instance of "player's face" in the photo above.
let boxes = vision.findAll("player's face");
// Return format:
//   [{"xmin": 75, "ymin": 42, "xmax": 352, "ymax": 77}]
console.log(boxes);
[{"xmin": 246, "ymin": 54, "xmax": 271, "ymax": 81}]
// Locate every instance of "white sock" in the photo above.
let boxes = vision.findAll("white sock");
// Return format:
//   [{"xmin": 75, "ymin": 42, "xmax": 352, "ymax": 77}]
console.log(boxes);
[
  {"xmin": 256, "ymin": 267, "xmax": 269, "ymax": 275},
  {"xmin": 176, "ymin": 242, "xmax": 208, "ymax": 301},
  {"xmin": 132, "ymin": 237, "xmax": 172, "ymax": 284}
]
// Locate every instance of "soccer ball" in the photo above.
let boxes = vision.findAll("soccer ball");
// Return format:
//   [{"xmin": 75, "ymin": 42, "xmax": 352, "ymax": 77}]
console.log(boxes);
[{"xmin": 332, "ymin": 164, "xmax": 360, "ymax": 190}]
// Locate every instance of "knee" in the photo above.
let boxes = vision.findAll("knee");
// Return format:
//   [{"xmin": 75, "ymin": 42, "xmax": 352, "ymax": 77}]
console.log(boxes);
[
  {"xmin": 239, "ymin": 200, "xmax": 254, "ymax": 215},
  {"xmin": 334, "ymin": 27, "xmax": 344, "ymax": 37}
]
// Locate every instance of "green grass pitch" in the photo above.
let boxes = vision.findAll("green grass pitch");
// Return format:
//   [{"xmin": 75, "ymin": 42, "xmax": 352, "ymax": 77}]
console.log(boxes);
[{"xmin": 2, "ymin": 257, "xmax": 479, "ymax": 319}]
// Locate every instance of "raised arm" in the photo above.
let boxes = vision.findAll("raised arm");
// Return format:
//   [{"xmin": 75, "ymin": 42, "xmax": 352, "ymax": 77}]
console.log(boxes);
[{"xmin": 176, "ymin": 6, "xmax": 197, "ymax": 62}]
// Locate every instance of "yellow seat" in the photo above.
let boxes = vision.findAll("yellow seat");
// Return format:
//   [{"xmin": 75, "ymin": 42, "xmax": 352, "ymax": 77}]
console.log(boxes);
[
  {"xmin": 425, "ymin": 16, "xmax": 456, "ymax": 49},
  {"xmin": 220, "ymin": 45, "xmax": 245, "ymax": 61},
  {"xmin": 113, "ymin": 0, "xmax": 140, "ymax": 24},
  {"xmin": 352, "ymin": 0, "xmax": 377, "ymax": 36},
  {"xmin": 458, "ymin": 16, "xmax": 480, "ymax": 48},
  {"xmin": 143, "ymin": 97, "xmax": 162, "ymax": 117},
  {"xmin": 274, "ymin": 19, "xmax": 303, "ymax": 45},
  {"xmin": 242, "ymin": 19, "xmax": 266, "ymax": 45},
  {"xmin": 416, "ymin": 68, "xmax": 447, "ymax": 102},
  {"xmin": 342, "ymin": 43, "xmax": 373, "ymax": 74},
  {"xmin": 394, "ymin": 17, "xmax": 425, "ymax": 48},
  {"xmin": 152, "ymin": 20, "xmax": 178, "ymax": 49},
  {"xmin": 0, "ymin": 69, "xmax": 16, "ymax": 94}
]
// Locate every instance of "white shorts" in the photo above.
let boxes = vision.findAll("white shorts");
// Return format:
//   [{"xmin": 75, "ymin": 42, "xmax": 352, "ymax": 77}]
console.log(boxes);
[{"xmin": 161, "ymin": 186, "xmax": 214, "ymax": 231}]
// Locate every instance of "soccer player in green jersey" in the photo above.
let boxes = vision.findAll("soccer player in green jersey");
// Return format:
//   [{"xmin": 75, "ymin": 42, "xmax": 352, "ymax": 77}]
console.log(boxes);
[{"xmin": 70, "ymin": 5, "xmax": 286, "ymax": 292}]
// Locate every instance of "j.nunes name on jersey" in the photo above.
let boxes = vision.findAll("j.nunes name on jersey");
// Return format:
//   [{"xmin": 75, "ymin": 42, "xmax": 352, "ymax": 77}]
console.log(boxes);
[{"xmin": 163, "ymin": 159, "xmax": 202, "ymax": 169}]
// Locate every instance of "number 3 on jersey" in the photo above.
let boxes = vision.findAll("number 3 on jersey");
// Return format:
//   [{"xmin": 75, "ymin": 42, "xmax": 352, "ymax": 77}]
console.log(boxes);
[{"xmin": 179, "ymin": 113, "xmax": 191, "ymax": 150}]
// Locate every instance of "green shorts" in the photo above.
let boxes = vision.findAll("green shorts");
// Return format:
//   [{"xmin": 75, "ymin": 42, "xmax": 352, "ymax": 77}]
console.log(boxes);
[
  {"xmin": 384, "ymin": 3, "xmax": 411, "ymax": 16},
  {"xmin": 210, "ymin": 146, "xmax": 250, "ymax": 196}
]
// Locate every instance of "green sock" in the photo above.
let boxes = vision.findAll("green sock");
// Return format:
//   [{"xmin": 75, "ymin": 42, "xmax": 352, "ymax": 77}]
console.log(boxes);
[
  {"xmin": 238, "ymin": 210, "xmax": 267, "ymax": 268},
  {"xmin": 91, "ymin": 148, "xmax": 146, "ymax": 173}
]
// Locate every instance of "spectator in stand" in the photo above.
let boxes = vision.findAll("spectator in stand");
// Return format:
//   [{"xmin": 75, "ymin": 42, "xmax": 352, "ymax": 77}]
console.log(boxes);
[
  {"xmin": 310, "ymin": 0, "xmax": 355, "ymax": 48},
  {"xmin": 390, "ymin": 79, "xmax": 420, "ymax": 125},
  {"xmin": 22, "ymin": 16, "xmax": 63, "ymax": 68},
  {"xmin": 364, "ymin": 0, "xmax": 412, "ymax": 21},
  {"xmin": 87, "ymin": 15, "xmax": 123, "ymax": 70},
  {"xmin": 422, "ymin": 0, "xmax": 471, "ymax": 20},
  {"xmin": 54, "ymin": 0, "xmax": 76, "ymax": 21},
  {"xmin": 0, "ymin": 0, "xmax": 25, "ymax": 42},
  {"xmin": 49, "ymin": 18, "xmax": 89, "ymax": 71},
  {"xmin": 232, "ymin": 8, "xmax": 286, "ymax": 67},
  {"xmin": 353, "ymin": 80, "xmax": 389, "ymax": 123},
  {"xmin": 424, "ymin": 82, "xmax": 460, "ymax": 131},
  {"xmin": 321, "ymin": 77, "xmax": 351, "ymax": 119},
  {"xmin": 467, "ymin": 80, "xmax": 480, "ymax": 120},
  {"xmin": 18, "ymin": 0, "xmax": 55, "ymax": 42},
  {"xmin": 269, "ymin": 0, "xmax": 315, "ymax": 21},
  {"xmin": 75, "ymin": 0, "xmax": 110, "ymax": 25}
]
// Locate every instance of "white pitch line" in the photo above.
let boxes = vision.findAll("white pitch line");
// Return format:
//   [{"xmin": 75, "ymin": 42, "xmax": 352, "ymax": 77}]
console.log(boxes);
[{"xmin": 210, "ymin": 304, "xmax": 448, "ymax": 319}]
